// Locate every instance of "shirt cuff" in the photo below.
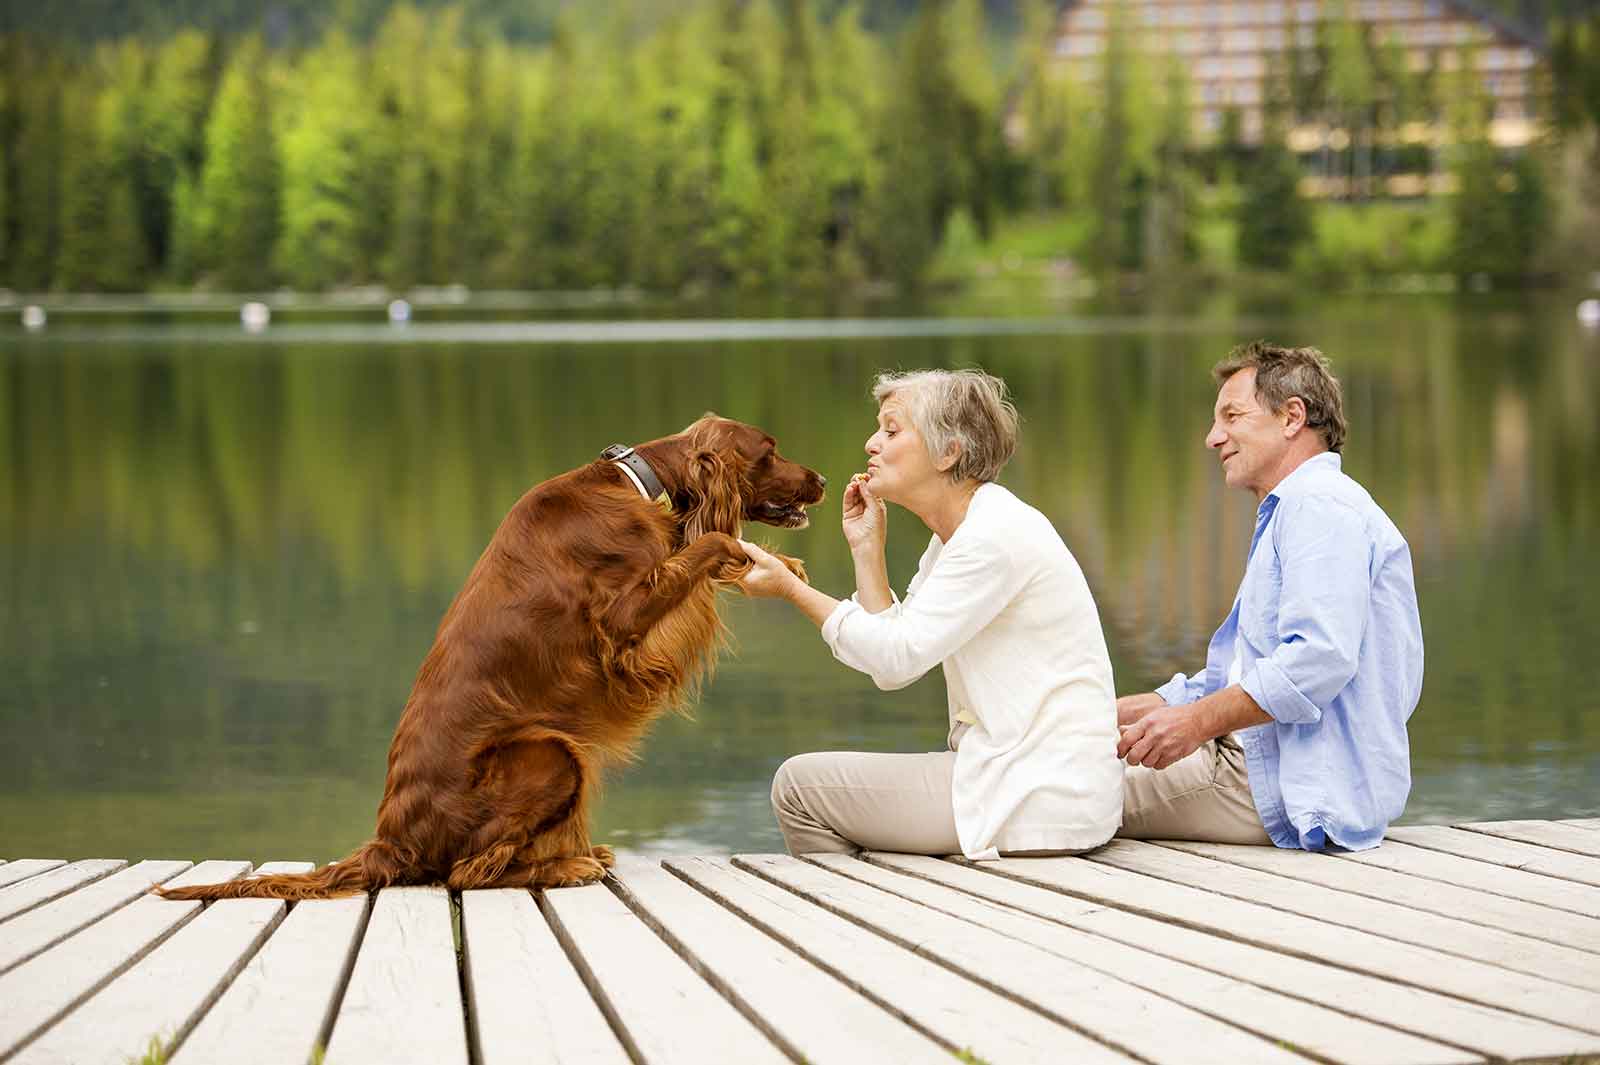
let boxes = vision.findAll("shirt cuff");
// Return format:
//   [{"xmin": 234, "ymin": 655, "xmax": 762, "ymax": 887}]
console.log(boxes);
[
  {"xmin": 820, "ymin": 598, "xmax": 858, "ymax": 649},
  {"xmin": 1155, "ymin": 673, "xmax": 1195, "ymax": 707},
  {"xmin": 1241, "ymin": 659, "xmax": 1323, "ymax": 725}
]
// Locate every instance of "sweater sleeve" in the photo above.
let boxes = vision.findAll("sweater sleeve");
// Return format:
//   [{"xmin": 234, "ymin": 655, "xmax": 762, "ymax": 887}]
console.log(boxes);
[{"xmin": 821, "ymin": 531, "xmax": 1022, "ymax": 690}]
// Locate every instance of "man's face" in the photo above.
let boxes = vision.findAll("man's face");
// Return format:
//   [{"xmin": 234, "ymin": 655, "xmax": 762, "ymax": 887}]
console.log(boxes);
[{"xmin": 1206, "ymin": 368, "xmax": 1290, "ymax": 497}]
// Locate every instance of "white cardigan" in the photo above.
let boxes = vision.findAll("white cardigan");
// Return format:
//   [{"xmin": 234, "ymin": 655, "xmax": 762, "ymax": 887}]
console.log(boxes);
[{"xmin": 820, "ymin": 483, "xmax": 1123, "ymax": 859}]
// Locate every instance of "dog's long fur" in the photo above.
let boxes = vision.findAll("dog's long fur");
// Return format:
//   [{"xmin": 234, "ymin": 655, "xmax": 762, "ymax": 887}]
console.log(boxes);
[{"xmin": 156, "ymin": 415, "xmax": 823, "ymax": 900}]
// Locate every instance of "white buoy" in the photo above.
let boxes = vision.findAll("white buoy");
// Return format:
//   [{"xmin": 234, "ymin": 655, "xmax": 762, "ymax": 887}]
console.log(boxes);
[
  {"xmin": 240, "ymin": 301, "xmax": 270, "ymax": 332},
  {"xmin": 21, "ymin": 305, "xmax": 45, "ymax": 330},
  {"xmin": 1579, "ymin": 299, "xmax": 1600, "ymax": 329},
  {"xmin": 387, "ymin": 298, "xmax": 411, "ymax": 324}
]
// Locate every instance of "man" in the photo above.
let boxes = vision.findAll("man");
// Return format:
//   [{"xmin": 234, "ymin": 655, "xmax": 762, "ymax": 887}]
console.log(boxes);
[{"xmin": 1116, "ymin": 341, "xmax": 1423, "ymax": 850}]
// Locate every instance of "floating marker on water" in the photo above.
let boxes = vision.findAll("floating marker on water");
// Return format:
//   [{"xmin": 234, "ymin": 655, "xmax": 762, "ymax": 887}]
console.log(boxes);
[
  {"xmin": 21, "ymin": 305, "xmax": 45, "ymax": 330},
  {"xmin": 387, "ymin": 298, "xmax": 411, "ymax": 324},
  {"xmin": 240, "ymin": 301, "xmax": 270, "ymax": 331},
  {"xmin": 1579, "ymin": 299, "xmax": 1600, "ymax": 330}
]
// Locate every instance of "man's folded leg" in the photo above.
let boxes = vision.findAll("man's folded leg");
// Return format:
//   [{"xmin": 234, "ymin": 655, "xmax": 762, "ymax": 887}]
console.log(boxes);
[{"xmin": 1118, "ymin": 734, "xmax": 1272, "ymax": 845}]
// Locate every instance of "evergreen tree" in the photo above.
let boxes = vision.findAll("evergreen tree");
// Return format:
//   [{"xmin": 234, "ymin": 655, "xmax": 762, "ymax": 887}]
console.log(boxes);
[
  {"xmin": 192, "ymin": 35, "xmax": 280, "ymax": 288},
  {"xmin": 1240, "ymin": 58, "xmax": 1311, "ymax": 270}
]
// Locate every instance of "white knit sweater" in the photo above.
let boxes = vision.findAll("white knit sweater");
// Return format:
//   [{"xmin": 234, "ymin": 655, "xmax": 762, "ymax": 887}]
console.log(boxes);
[{"xmin": 820, "ymin": 483, "xmax": 1123, "ymax": 859}]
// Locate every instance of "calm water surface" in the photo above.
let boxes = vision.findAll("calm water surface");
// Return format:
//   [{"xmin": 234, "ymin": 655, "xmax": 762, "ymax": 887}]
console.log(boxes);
[{"xmin": 3, "ymin": 299, "xmax": 1596, "ymax": 860}]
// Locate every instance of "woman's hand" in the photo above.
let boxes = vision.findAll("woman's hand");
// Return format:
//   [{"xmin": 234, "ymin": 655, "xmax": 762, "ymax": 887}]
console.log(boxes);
[
  {"xmin": 841, "ymin": 473, "xmax": 887, "ymax": 555},
  {"xmin": 736, "ymin": 540, "xmax": 802, "ymax": 600}
]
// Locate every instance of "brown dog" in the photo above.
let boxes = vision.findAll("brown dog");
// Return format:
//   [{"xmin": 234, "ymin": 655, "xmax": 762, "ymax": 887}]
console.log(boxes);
[{"xmin": 157, "ymin": 415, "xmax": 824, "ymax": 899}]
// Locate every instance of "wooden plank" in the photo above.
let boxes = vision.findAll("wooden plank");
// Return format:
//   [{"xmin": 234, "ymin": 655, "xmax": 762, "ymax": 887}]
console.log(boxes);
[
  {"xmin": 0, "ymin": 860, "xmax": 247, "ymax": 1061},
  {"xmin": 0, "ymin": 860, "xmax": 66, "ymax": 891},
  {"xmin": 541, "ymin": 879, "xmax": 788, "ymax": 1065},
  {"xmin": 0, "ymin": 860, "xmax": 126, "ymax": 923},
  {"xmin": 1458, "ymin": 819, "xmax": 1600, "ymax": 858},
  {"xmin": 459, "ymin": 887, "xmax": 629, "ymax": 1065},
  {"xmin": 1334, "ymin": 839, "xmax": 1600, "ymax": 919},
  {"xmin": 0, "ymin": 860, "xmax": 193, "ymax": 974},
  {"xmin": 171, "ymin": 865, "xmax": 370, "ymax": 1065},
  {"xmin": 1385, "ymin": 825, "xmax": 1600, "ymax": 887},
  {"xmin": 322, "ymin": 887, "xmax": 467, "ymax": 1065},
  {"xmin": 20, "ymin": 892, "xmax": 286, "ymax": 1064},
  {"xmin": 612, "ymin": 859, "xmax": 949, "ymax": 1065},
  {"xmin": 1091, "ymin": 840, "xmax": 1600, "ymax": 994},
  {"xmin": 1561, "ymin": 818, "xmax": 1600, "ymax": 830},
  {"xmin": 820, "ymin": 853, "xmax": 1475, "ymax": 1065},
  {"xmin": 970, "ymin": 849, "xmax": 1600, "ymax": 1036},
  {"xmin": 1159, "ymin": 839, "xmax": 1600, "ymax": 953},
  {"xmin": 736, "ymin": 853, "xmax": 1310, "ymax": 1065},
  {"xmin": 873, "ymin": 853, "xmax": 1600, "ymax": 1063},
  {"xmin": 666, "ymin": 856, "xmax": 1128, "ymax": 1065}
]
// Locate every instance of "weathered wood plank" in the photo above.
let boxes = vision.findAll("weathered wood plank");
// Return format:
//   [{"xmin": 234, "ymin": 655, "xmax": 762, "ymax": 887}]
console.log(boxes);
[
  {"xmin": 0, "ymin": 859, "xmax": 126, "ymax": 924},
  {"xmin": 1158, "ymin": 839, "xmax": 1600, "ymax": 953},
  {"xmin": 1384, "ymin": 825, "xmax": 1600, "ymax": 887},
  {"xmin": 1458, "ymin": 819, "xmax": 1600, "ymax": 858},
  {"xmin": 321, "ymin": 887, "xmax": 467, "ymax": 1065},
  {"xmin": 20, "ymin": 892, "xmax": 285, "ymax": 1064},
  {"xmin": 828, "ymin": 852, "xmax": 1475, "ymax": 1065},
  {"xmin": 541, "ymin": 879, "xmax": 788, "ymax": 1065},
  {"xmin": 0, "ymin": 860, "xmax": 193, "ymax": 974},
  {"xmin": 1561, "ymin": 818, "xmax": 1600, "ymax": 830},
  {"xmin": 0, "ymin": 860, "xmax": 66, "ymax": 891},
  {"xmin": 0, "ymin": 860, "xmax": 248, "ymax": 1061},
  {"xmin": 1092, "ymin": 840, "xmax": 1600, "ymax": 993},
  {"xmin": 875, "ymin": 852, "xmax": 1600, "ymax": 1062},
  {"xmin": 459, "ymin": 887, "xmax": 629, "ymax": 1065},
  {"xmin": 737, "ymin": 853, "xmax": 1310, "ymax": 1065},
  {"xmin": 171, "ymin": 864, "xmax": 369, "ymax": 1065},
  {"xmin": 666, "ymin": 856, "xmax": 1127, "ymax": 1065},
  {"xmin": 971, "ymin": 849, "xmax": 1600, "ymax": 1035},
  {"xmin": 1335, "ymin": 839, "xmax": 1600, "ymax": 919},
  {"xmin": 613, "ymin": 859, "xmax": 949, "ymax": 1065}
]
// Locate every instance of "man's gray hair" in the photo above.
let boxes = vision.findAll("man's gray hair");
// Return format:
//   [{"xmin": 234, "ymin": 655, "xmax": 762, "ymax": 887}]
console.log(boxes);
[
  {"xmin": 1213, "ymin": 341, "xmax": 1347, "ymax": 453},
  {"xmin": 872, "ymin": 368, "xmax": 1020, "ymax": 483}
]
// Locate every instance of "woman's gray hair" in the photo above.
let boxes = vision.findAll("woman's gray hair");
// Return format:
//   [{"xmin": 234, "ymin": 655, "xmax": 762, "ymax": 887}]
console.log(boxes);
[{"xmin": 872, "ymin": 369, "xmax": 1019, "ymax": 483}]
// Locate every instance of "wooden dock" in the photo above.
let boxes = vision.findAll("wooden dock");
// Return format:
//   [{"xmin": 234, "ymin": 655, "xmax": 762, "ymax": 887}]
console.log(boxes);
[{"xmin": 2, "ymin": 818, "xmax": 1598, "ymax": 1064}]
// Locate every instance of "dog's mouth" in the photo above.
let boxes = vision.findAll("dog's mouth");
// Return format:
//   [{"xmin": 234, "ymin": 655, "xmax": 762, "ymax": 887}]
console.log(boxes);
[{"xmin": 748, "ymin": 500, "xmax": 813, "ymax": 529}]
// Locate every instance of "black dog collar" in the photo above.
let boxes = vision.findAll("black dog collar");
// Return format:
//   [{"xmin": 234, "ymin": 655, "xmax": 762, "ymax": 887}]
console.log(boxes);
[{"xmin": 600, "ymin": 444, "xmax": 671, "ymax": 509}]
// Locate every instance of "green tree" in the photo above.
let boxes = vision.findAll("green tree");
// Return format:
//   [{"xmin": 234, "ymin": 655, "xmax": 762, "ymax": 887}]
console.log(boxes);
[
  {"xmin": 192, "ymin": 35, "xmax": 280, "ymax": 288},
  {"xmin": 1240, "ymin": 57, "xmax": 1311, "ymax": 270}
]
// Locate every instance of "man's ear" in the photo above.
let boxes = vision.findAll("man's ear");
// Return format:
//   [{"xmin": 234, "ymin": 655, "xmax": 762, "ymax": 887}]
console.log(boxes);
[{"xmin": 1281, "ymin": 396, "xmax": 1309, "ymax": 438}]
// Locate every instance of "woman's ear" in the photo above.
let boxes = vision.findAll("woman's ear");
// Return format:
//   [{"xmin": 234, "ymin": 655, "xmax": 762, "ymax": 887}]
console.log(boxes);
[
  {"xmin": 683, "ymin": 449, "xmax": 743, "ymax": 540},
  {"xmin": 935, "ymin": 441, "xmax": 962, "ymax": 474}
]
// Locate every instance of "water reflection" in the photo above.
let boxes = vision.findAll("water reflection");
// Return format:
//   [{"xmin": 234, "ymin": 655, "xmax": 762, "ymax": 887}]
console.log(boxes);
[{"xmin": 2, "ymin": 303, "xmax": 1596, "ymax": 860}]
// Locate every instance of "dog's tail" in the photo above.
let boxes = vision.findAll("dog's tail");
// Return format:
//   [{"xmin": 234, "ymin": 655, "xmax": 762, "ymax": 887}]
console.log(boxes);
[{"xmin": 153, "ymin": 839, "xmax": 408, "ymax": 901}]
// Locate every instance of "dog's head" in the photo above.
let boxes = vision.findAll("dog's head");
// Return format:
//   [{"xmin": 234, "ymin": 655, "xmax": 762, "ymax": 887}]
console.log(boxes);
[{"xmin": 673, "ymin": 414, "xmax": 826, "ymax": 539}]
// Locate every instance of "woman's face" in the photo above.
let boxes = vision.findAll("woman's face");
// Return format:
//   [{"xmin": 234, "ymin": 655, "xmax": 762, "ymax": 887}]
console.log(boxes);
[{"xmin": 864, "ymin": 396, "xmax": 942, "ymax": 503}]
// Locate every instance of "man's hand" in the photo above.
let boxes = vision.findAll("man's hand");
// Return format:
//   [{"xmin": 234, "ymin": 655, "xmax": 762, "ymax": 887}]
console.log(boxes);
[
  {"xmin": 1117, "ymin": 704, "xmax": 1205, "ymax": 770},
  {"xmin": 1115, "ymin": 692, "xmax": 1166, "ymax": 728}
]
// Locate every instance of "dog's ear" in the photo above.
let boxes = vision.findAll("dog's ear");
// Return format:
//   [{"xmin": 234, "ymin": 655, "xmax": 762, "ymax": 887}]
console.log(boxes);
[{"xmin": 683, "ymin": 448, "xmax": 742, "ymax": 541}]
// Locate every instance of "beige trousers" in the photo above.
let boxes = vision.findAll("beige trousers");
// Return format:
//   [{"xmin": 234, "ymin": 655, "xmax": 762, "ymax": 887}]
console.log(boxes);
[
  {"xmin": 770, "ymin": 725, "xmax": 1088, "ymax": 857},
  {"xmin": 1118, "ymin": 732, "xmax": 1272, "ymax": 845}
]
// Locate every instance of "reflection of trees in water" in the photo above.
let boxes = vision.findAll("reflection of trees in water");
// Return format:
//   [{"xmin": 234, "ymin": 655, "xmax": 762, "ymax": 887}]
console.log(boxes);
[{"xmin": 2, "ymin": 310, "xmax": 1597, "ymax": 856}]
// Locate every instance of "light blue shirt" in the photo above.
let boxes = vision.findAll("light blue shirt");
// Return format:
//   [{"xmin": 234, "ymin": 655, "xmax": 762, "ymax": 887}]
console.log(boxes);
[{"xmin": 1156, "ymin": 453, "xmax": 1424, "ymax": 850}]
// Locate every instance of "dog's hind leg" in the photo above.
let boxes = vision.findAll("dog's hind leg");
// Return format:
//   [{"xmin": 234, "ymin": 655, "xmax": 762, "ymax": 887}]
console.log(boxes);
[{"xmin": 447, "ymin": 734, "xmax": 592, "ymax": 891}]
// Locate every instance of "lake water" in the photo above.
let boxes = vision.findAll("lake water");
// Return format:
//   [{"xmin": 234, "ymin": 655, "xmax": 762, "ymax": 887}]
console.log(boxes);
[{"xmin": 3, "ymin": 298, "xmax": 1597, "ymax": 861}]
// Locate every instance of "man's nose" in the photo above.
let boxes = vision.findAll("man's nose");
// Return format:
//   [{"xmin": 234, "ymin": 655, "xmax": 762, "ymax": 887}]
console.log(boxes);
[{"xmin": 1205, "ymin": 425, "xmax": 1225, "ymax": 449}]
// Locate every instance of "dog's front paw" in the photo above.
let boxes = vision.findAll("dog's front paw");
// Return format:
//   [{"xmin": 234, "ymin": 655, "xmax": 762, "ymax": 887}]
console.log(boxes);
[
  {"xmin": 775, "ymin": 553, "xmax": 808, "ymax": 584},
  {"xmin": 536, "ymin": 856, "xmax": 608, "ymax": 889}
]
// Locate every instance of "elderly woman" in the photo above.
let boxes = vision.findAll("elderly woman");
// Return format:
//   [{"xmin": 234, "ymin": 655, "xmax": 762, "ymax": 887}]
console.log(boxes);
[{"xmin": 738, "ymin": 369, "xmax": 1122, "ymax": 859}]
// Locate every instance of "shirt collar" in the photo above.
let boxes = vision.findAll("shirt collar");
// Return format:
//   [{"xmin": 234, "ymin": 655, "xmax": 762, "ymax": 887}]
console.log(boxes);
[{"xmin": 1263, "ymin": 451, "xmax": 1341, "ymax": 507}]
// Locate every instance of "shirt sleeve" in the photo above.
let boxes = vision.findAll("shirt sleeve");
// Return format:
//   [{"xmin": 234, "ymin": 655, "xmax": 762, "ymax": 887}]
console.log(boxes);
[
  {"xmin": 1156, "ymin": 671, "xmax": 1208, "ymax": 707},
  {"xmin": 1240, "ymin": 495, "xmax": 1372, "ymax": 725},
  {"xmin": 821, "ymin": 532, "xmax": 1022, "ymax": 691}
]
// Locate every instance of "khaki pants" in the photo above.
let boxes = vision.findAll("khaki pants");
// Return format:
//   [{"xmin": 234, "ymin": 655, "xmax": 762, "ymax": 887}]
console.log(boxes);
[
  {"xmin": 1119, "ymin": 733, "xmax": 1272, "ymax": 845},
  {"xmin": 770, "ymin": 725, "xmax": 1089, "ymax": 858},
  {"xmin": 771, "ymin": 750, "xmax": 963, "ymax": 856}
]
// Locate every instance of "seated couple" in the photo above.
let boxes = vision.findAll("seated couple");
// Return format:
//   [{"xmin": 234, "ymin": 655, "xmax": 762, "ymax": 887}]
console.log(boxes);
[{"xmin": 738, "ymin": 342, "xmax": 1424, "ymax": 857}]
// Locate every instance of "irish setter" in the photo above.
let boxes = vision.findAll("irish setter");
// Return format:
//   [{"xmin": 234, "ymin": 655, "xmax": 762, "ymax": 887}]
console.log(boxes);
[{"xmin": 157, "ymin": 415, "xmax": 824, "ymax": 899}]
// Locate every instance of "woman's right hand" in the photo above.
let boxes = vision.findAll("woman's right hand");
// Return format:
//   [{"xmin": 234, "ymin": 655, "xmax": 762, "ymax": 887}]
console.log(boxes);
[{"xmin": 841, "ymin": 473, "xmax": 887, "ymax": 555}]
